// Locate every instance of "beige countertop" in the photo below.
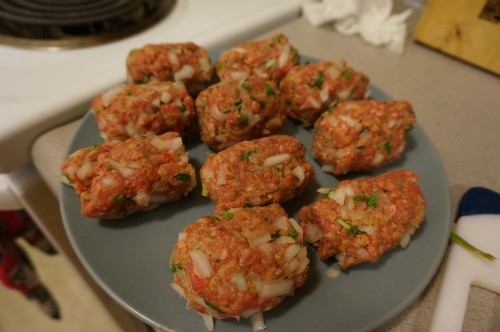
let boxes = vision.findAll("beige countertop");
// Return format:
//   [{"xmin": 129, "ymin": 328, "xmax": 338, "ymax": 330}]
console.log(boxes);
[{"xmin": 31, "ymin": 15, "xmax": 500, "ymax": 332}]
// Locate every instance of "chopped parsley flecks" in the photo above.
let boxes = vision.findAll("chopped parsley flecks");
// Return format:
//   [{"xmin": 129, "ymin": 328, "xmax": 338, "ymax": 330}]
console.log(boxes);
[
  {"xmin": 311, "ymin": 70, "xmax": 324, "ymax": 89},
  {"xmin": 174, "ymin": 173, "xmax": 191, "ymax": 181},
  {"xmin": 353, "ymin": 192, "xmax": 379, "ymax": 207}
]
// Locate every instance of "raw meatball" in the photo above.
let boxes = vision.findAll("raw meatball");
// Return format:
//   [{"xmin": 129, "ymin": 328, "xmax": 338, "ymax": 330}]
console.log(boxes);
[
  {"xmin": 312, "ymin": 100, "xmax": 416, "ymax": 175},
  {"xmin": 200, "ymin": 135, "xmax": 314, "ymax": 211},
  {"xmin": 279, "ymin": 61, "xmax": 370, "ymax": 127},
  {"xmin": 299, "ymin": 170, "xmax": 426, "ymax": 269},
  {"xmin": 91, "ymin": 82, "xmax": 196, "ymax": 142},
  {"xmin": 170, "ymin": 204, "xmax": 309, "ymax": 328},
  {"xmin": 195, "ymin": 76, "xmax": 287, "ymax": 151},
  {"xmin": 215, "ymin": 33, "xmax": 300, "ymax": 82},
  {"xmin": 126, "ymin": 42, "xmax": 213, "ymax": 97},
  {"xmin": 61, "ymin": 132, "xmax": 196, "ymax": 219}
]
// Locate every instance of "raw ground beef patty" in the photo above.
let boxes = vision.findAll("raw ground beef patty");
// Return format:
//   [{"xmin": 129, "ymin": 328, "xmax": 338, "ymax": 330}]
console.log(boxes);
[
  {"xmin": 200, "ymin": 135, "xmax": 314, "ymax": 211},
  {"xmin": 169, "ymin": 204, "xmax": 309, "ymax": 322},
  {"xmin": 299, "ymin": 170, "xmax": 427, "ymax": 269},
  {"xmin": 61, "ymin": 132, "xmax": 196, "ymax": 219},
  {"xmin": 312, "ymin": 100, "xmax": 416, "ymax": 175},
  {"xmin": 195, "ymin": 76, "xmax": 287, "ymax": 151}
]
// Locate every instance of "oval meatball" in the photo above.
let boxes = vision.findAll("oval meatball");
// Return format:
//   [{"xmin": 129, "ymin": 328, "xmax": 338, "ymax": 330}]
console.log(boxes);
[
  {"xmin": 299, "ymin": 170, "xmax": 426, "ymax": 269},
  {"xmin": 126, "ymin": 42, "xmax": 213, "ymax": 97},
  {"xmin": 215, "ymin": 33, "xmax": 300, "ymax": 82},
  {"xmin": 196, "ymin": 76, "xmax": 287, "ymax": 151},
  {"xmin": 91, "ymin": 82, "xmax": 196, "ymax": 142},
  {"xmin": 61, "ymin": 132, "xmax": 196, "ymax": 219},
  {"xmin": 170, "ymin": 204, "xmax": 309, "ymax": 326},
  {"xmin": 312, "ymin": 100, "xmax": 416, "ymax": 175},
  {"xmin": 200, "ymin": 135, "xmax": 314, "ymax": 211},
  {"xmin": 279, "ymin": 61, "xmax": 370, "ymax": 127}
]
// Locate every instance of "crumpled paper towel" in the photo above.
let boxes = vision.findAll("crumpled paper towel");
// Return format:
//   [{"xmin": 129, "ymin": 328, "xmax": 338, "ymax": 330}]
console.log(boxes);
[{"xmin": 302, "ymin": 0, "xmax": 413, "ymax": 54}]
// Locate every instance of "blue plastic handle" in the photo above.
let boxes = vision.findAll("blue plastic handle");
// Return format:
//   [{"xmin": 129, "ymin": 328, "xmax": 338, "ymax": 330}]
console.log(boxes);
[{"xmin": 457, "ymin": 187, "xmax": 500, "ymax": 219}]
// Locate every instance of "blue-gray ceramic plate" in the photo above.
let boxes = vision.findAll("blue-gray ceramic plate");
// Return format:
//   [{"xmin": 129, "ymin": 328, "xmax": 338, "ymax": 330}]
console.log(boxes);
[{"xmin": 60, "ymin": 58, "xmax": 451, "ymax": 331}]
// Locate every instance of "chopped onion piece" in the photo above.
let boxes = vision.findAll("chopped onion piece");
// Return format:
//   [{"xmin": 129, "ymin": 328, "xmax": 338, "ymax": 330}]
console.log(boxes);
[
  {"xmin": 169, "ymin": 282, "xmax": 186, "ymax": 298},
  {"xmin": 231, "ymin": 71, "xmax": 248, "ymax": 80},
  {"xmin": 326, "ymin": 268, "xmax": 341, "ymax": 279},
  {"xmin": 199, "ymin": 313, "xmax": 214, "ymax": 332},
  {"xmin": 133, "ymin": 192, "xmax": 150, "ymax": 207},
  {"xmin": 304, "ymin": 223, "xmax": 324, "ymax": 243},
  {"xmin": 273, "ymin": 236, "xmax": 295, "ymax": 245},
  {"xmin": 210, "ymin": 104, "xmax": 227, "ymax": 121},
  {"xmin": 151, "ymin": 136, "xmax": 183, "ymax": 152},
  {"xmin": 250, "ymin": 312, "xmax": 267, "ymax": 331},
  {"xmin": 296, "ymin": 256, "xmax": 309, "ymax": 274},
  {"xmin": 217, "ymin": 165, "xmax": 227, "ymax": 185},
  {"xmin": 339, "ymin": 115, "xmax": 359, "ymax": 127},
  {"xmin": 284, "ymin": 244, "xmax": 302, "ymax": 262},
  {"xmin": 316, "ymin": 187, "xmax": 331, "ymax": 194},
  {"xmin": 272, "ymin": 216, "xmax": 288, "ymax": 230},
  {"xmin": 167, "ymin": 51, "xmax": 180, "ymax": 66},
  {"xmin": 101, "ymin": 84, "xmax": 126, "ymax": 107},
  {"xmin": 174, "ymin": 65, "xmax": 195, "ymax": 81},
  {"xmin": 161, "ymin": 91, "xmax": 172, "ymax": 104},
  {"xmin": 262, "ymin": 153, "xmax": 290, "ymax": 168},
  {"xmin": 292, "ymin": 165, "xmax": 305, "ymax": 180},
  {"xmin": 336, "ymin": 88, "xmax": 351, "ymax": 100},
  {"xmin": 178, "ymin": 232, "xmax": 187, "ymax": 241},
  {"xmin": 232, "ymin": 273, "xmax": 248, "ymax": 292},
  {"xmin": 261, "ymin": 279, "xmax": 294, "ymax": 297},
  {"xmin": 109, "ymin": 160, "xmax": 134, "ymax": 178},
  {"xmin": 76, "ymin": 161, "xmax": 94, "ymax": 181},
  {"xmin": 358, "ymin": 224, "xmax": 375, "ymax": 235},
  {"xmin": 278, "ymin": 44, "xmax": 290, "ymax": 68},
  {"xmin": 319, "ymin": 86, "xmax": 330, "ymax": 102},
  {"xmin": 306, "ymin": 95, "xmax": 321, "ymax": 109},
  {"xmin": 189, "ymin": 250, "xmax": 214, "ymax": 279}
]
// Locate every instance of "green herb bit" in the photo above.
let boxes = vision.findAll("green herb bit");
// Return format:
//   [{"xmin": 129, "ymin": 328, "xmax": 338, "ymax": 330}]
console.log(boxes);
[
  {"xmin": 171, "ymin": 263, "xmax": 183, "ymax": 273},
  {"xmin": 88, "ymin": 144, "xmax": 100, "ymax": 151},
  {"xmin": 178, "ymin": 104, "xmax": 185, "ymax": 112},
  {"xmin": 342, "ymin": 70, "xmax": 351, "ymax": 80},
  {"xmin": 114, "ymin": 194, "xmax": 133, "ymax": 202},
  {"xmin": 239, "ymin": 112, "xmax": 248, "ymax": 125},
  {"xmin": 310, "ymin": 70, "xmax": 324, "ymax": 89},
  {"xmin": 336, "ymin": 218, "xmax": 365, "ymax": 236},
  {"xmin": 353, "ymin": 192, "xmax": 379, "ymax": 207},
  {"xmin": 208, "ymin": 215, "xmax": 220, "ymax": 221},
  {"xmin": 201, "ymin": 183, "xmax": 208, "ymax": 197},
  {"xmin": 221, "ymin": 211, "xmax": 234, "ymax": 220},
  {"xmin": 274, "ymin": 33, "xmax": 282, "ymax": 44},
  {"xmin": 300, "ymin": 117, "xmax": 311, "ymax": 127},
  {"xmin": 234, "ymin": 99, "xmax": 243, "ymax": 111},
  {"xmin": 383, "ymin": 141, "xmax": 392, "ymax": 154},
  {"xmin": 265, "ymin": 83, "xmax": 275, "ymax": 96},
  {"xmin": 204, "ymin": 299, "xmax": 225, "ymax": 313},
  {"xmin": 288, "ymin": 229, "xmax": 299, "ymax": 238},
  {"xmin": 240, "ymin": 150, "xmax": 255, "ymax": 161},
  {"xmin": 268, "ymin": 61, "xmax": 279, "ymax": 69},
  {"xmin": 271, "ymin": 231, "xmax": 281, "ymax": 239},
  {"xmin": 174, "ymin": 173, "xmax": 191, "ymax": 181},
  {"xmin": 450, "ymin": 231, "xmax": 496, "ymax": 261},
  {"xmin": 241, "ymin": 79, "xmax": 252, "ymax": 91},
  {"xmin": 154, "ymin": 107, "xmax": 161, "ymax": 113},
  {"xmin": 356, "ymin": 145, "xmax": 365, "ymax": 150},
  {"xmin": 216, "ymin": 61, "xmax": 224, "ymax": 72}
]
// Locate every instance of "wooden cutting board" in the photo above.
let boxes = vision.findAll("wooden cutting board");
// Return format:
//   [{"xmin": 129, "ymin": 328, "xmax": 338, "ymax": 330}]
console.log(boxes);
[{"xmin": 413, "ymin": 0, "xmax": 500, "ymax": 75}]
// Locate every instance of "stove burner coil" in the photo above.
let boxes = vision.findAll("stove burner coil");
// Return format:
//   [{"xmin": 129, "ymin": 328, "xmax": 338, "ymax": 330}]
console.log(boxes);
[{"xmin": 0, "ymin": 0, "xmax": 176, "ymax": 50}]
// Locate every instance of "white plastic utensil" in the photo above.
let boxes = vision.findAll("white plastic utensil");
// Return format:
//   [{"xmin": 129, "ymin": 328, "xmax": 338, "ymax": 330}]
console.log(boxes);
[{"xmin": 430, "ymin": 187, "xmax": 500, "ymax": 332}]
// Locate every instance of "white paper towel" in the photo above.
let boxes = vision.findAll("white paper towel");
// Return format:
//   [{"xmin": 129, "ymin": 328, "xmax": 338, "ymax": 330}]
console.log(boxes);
[{"xmin": 302, "ymin": 0, "xmax": 413, "ymax": 54}]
